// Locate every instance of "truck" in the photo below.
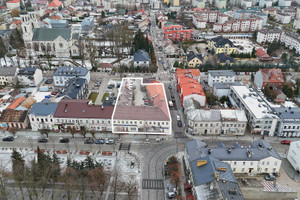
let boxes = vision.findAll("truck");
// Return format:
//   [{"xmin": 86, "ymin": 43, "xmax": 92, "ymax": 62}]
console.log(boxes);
[{"xmin": 168, "ymin": 101, "xmax": 173, "ymax": 107}]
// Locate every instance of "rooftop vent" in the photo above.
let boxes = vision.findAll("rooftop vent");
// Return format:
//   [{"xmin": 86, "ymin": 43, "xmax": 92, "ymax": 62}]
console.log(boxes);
[
  {"xmin": 227, "ymin": 148, "xmax": 231, "ymax": 153},
  {"xmin": 208, "ymin": 148, "xmax": 212, "ymax": 154},
  {"xmin": 291, "ymin": 111, "xmax": 294, "ymax": 114},
  {"xmin": 267, "ymin": 147, "xmax": 272, "ymax": 151},
  {"xmin": 228, "ymin": 189, "xmax": 237, "ymax": 195},
  {"xmin": 101, "ymin": 105, "xmax": 104, "ymax": 110}
]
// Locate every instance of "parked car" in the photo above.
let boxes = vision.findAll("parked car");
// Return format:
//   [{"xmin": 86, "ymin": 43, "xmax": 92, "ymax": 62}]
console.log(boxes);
[
  {"xmin": 45, "ymin": 79, "xmax": 53, "ymax": 84},
  {"xmin": 38, "ymin": 138, "xmax": 48, "ymax": 143},
  {"xmin": 59, "ymin": 138, "xmax": 69, "ymax": 143},
  {"xmin": 281, "ymin": 140, "xmax": 291, "ymax": 145},
  {"xmin": 170, "ymin": 94, "xmax": 174, "ymax": 98},
  {"xmin": 264, "ymin": 174, "xmax": 276, "ymax": 181},
  {"xmin": 168, "ymin": 85, "xmax": 172, "ymax": 90},
  {"xmin": 2, "ymin": 136, "xmax": 14, "ymax": 142},
  {"xmin": 176, "ymin": 115, "xmax": 180, "ymax": 121},
  {"xmin": 105, "ymin": 139, "xmax": 115, "ymax": 144},
  {"xmin": 177, "ymin": 121, "xmax": 182, "ymax": 127},
  {"xmin": 95, "ymin": 139, "xmax": 104, "ymax": 144},
  {"xmin": 117, "ymin": 83, "xmax": 121, "ymax": 88},
  {"xmin": 84, "ymin": 138, "xmax": 94, "ymax": 144},
  {"xmin": 167, "ymin": 192, "xmax": 177, "ymax": 198}
]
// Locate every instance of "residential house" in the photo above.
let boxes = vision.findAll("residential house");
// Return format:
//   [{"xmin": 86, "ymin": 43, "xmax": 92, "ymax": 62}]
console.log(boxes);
[
  {"xmin": 254, "ymin": 68, "xmax": 284, "ymax": 89},
  {"xmin": 48, "ymin": 0, "xmax": 63, "ymax": 9},
  {"xmin": 163, "ymin": 24, "xmax": 193, "ymax": 41},
  {"xmin": 0, "ymin": 67, "xmax": 17, "ymax": 85},
  {"xmin": 187, "ymin": 52, "xmax": 203, "ymax": 68},
  {"xmin": 186, "ymin": 139, "xmax": 282, "ymax": 175},
  {"xmin": 81, "ymin": 17, "xmax": 94, "ymax": 33},
  {"xmin": 257, "ymin": 29, "xmax": 282, "ymax": 44},
  {"xmin": 213, "ymin": 82, "xmax": 242, "ymax": 99},
  {"xmin": 56, "ymin": 78, "xmax": 88, "ymax": 100},
  {"xmin": 112, "ymin": 78, "xmax": 171, "ymax": 134},
  {"xmin": 287, "ymin": 141, "xmax": 300, "ymax": 173},
  {"xmin": 133, "ymin": 50, "xmax": 150, "ymax": 68},
  {"xmin": 6, "ymin": 0, "xmax": 20, "ymax": 9},
  {"xmin": 275, "ymin": 12, "xmax": 291, "ymax": 24},
  {"xmin": 54, "ymin": 99, "xmax": 113, "ymax": 132},
  {"xmin": 192, "ymin": 0, "xmax": 206, "ymax": 8},
  {"xmin": 208, "ymin": 36, "xmax": 236, "ymax": 55},
  {"xmin": 229, "ymin": 85, "xmax": 280, "ymax": 136},
  {"xmin": 280, "ymin": 32, "xmax": 300, "ymax": 54},
  {"xmin": 17, "ymin": 68, "xmax": 43, "ymax": 87},
  {"xmin": 6, "ymin": 97, "xmax": 26, "ymax": 110},
  {"xmin": 176, "ymin": 68, "xmax": 201, "ymax": 83},
  {"xmin": 256, "ymin": 48, "xmax": 272, "ymax": 61},
  {"xmin": 28, "ymin": 99, "xmax": 58, "ymax": 131},
  {"xmin": 274, "ymin": 107, "xmax": 300, "ymax": 138},
  {"xmin": 97, "ymin": 63, "xmax": 113, "ymax": 72},
  {"xmin": 184, "ymin": 140, "xmax": 244, "ymax": 200},
  {"xmin": 216, "ymin": 0, "xmax": 226, "ymax": 8},
  {"xmin": 217, "ymin": 53, "xmax": 235, "ymax": 65},
  {"xmin": 0, "ymin": 109, "xmax": 28, "ymax": 130},
  {"xmin": 213, "ymin": 18, "xmax": 263, "ymax": 33},
  {"xmin": 186, "ymin": 109, "xmax": 247, "ymax": 136},
  {"xmin": 208, "ymin": 70, "xmax": 235, "ymax": 87},
  {"xmin": 273, "ymin": 90, "xmax": 286, "ymax": 104},
  {"xmin": 15, "ymin": 97, "xmax": 36, "ymax": 110},
  {"xmin": 279, "ymin": 0, "xmax": 292, "ymax": 7},
  {"xmin": 53, "ymin": 66, "xmax": 90, "ymax": 87}
]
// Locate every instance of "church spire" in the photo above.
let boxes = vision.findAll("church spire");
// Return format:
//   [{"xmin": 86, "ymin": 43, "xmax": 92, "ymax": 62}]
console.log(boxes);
[
  {"xmin": 20, "ymin": 0, "xmax": 27, "ymax": 14},
  {"xmin": 26, "ymin": 0, "xmax": 34, "ymax": 12}
]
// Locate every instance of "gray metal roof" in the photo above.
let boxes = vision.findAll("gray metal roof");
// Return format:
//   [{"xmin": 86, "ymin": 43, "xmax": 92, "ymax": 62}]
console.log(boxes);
[
  {"xmin": 134, "ymin": 50, "xmax": 150, "ymax": 62},
  {"xmin": 274, "ymin": 107, "xmax": 300, "ymax": 123},
  {"xmin": 208, "ymin": 70, "xmax": 235, "ymax": 77},
  {"xmin": 57, "ymin": 78, "xmax": 86, "ymax": 99},
  {"xmin": 186, "ymin": 140, "xmax": 207, "ymax": 162},
  {"xmin": 0, "ymin": 67, "xmax": 17, "ymax": 76},
  {"xmin": 32, "ymin": 28, "xmax": 72, "ymax": 41},
  {"xmin": 53, "ymin": 66, "xmax": 88, "ymax": 77},
  {"xmin": 28, "ymin": 99, "xmax": 58, "ymax": 116},
  {"xmin": 213, "ymin": 82, "xmax": 242, "ymax": 89},
  {"xmin": 187, "ymin": 109, "xmax": 221, "ymax": 122},
  {"xmin": 17, "ymin": 68, "xmax": 37, "ymax": 76}
]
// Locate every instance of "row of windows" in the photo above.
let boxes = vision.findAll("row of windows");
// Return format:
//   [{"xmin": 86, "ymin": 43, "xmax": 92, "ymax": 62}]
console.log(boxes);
[
  {"xmin": 233, "ymin": 168, "xmax": 276, "ymax": 172},
  {"xmin": 233, "ymin": 161, "xmax": 278, "ymax": 166},
  {"xmin": 284, "ymin": 125, "xmax": 300, "ymax": 130},
  {"xmin": 56, "ymin": 119, "xmax": 109, "ymax": 124},
  {"xmin": 114, "ymin": 120, "xmax": 168, "ymax": 126}
]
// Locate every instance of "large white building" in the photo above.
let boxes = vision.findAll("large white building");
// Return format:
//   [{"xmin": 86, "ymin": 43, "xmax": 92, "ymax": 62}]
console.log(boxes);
[
  {"xmin": 53, "ymin": 66, "xmax": 90, "ymax": 87},
  {"xmin": 274, "ymin": 107, "xmax": 300, "ymax": 138},
  {"xmin": 229, "ymin": 85, "xmax": 280, "ymax": 136},
  {"xmin": 256, "ymin": 29, "xmax": 282, "ymax": 44},
  {"xmin": 208, "ymin": 70, "xmax": 235, "ymax": 87},
  {"xmin": 287, "ymin": 141, "xmax": 300, "ymax": 173},
  {"xmin": 112, "ymin": 78, "xmax": 171, "ymax": 135},
  {"xmin": 0, "ymin": 67, "xmax": 17, "ymax": 86},
  {"xmin": 280, "ymin": 32, "xmax": 300, "ymax": 54},
  {"xmin": 275, "ymin": 12, "xmax": 291, "ymax": 24},
  {"xmin": 213, "ymin": 18, "xmax": 263, "ymax": 33},
  {"xmin": 186, "ymin": 109, "xmax": 247, "ymax": 136},
  {"xmin": 213, "ymin": 82, "xmax": 242, "ymax": 99},
  {"xmin": 17, "ymin": 67, "xmax": 43, "ymax": 87},
  {"xmin": 186, "ymin": 139, "xmax": 282, "ymax": 175},
  {"xmin": 279, "ymin": 0, "xmax": 291, "ymax": 6}
]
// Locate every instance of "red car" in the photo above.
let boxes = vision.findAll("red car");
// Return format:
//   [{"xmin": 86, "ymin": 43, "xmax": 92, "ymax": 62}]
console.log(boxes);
[{"xmin": 281, "ymin": 140, "xmax": 291, "ymax": 145}]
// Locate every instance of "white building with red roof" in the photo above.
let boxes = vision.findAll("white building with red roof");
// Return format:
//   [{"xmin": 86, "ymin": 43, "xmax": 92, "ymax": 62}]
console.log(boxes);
[
  {"xmin": 6, "ymin": 0, "xmax": 20, "ymax": 9},
  {"xmin": 254, "ymin": 68, "xmax": 284, "ymax": 89}
]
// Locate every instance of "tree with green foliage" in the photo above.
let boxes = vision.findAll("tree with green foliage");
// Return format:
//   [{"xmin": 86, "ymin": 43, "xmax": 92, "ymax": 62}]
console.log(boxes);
[
  {"xmin": 283, "ymin": 84, "xmax": 294, "ymax": 98},
  {"xmin": 0, "ymin": 37, "xmax": 7, "ymax": 67},
  {"xmin": 252, "ymin": 30, "xmax": 258, "ymax": 41},
  {"xmin": 101, "ymin": 11, "xmax": 105, "ymax": 18},
  {"xmin": 251, "ymin": 47, "xmax": 256, "ymax": 58},
  {"xmin": 173, "ymin": 61, "xmax": 179, "ymax": 68},
  {"xmin": 281, "ymin": 53, "xmax": 288, "ymax": 63}
]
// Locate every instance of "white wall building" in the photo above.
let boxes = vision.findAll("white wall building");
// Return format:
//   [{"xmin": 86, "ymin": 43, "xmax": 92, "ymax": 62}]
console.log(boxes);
[
  {"xmin": 0, "ymin": 67, "xmax": 17, "ymax": 86},
  {"xmin": 213, "ymin": 82, "xmax": 242, "ymax": 99},
  {"xmin": 293, "ymin": 18, "xmax": 300, "ymax": 29},
  {"xmin": 208, "ymin": 70, "xmax": 235, "ymax": 87},
  {"xmin": 256, "ymin": 29, "xmax": 282, "ymax": 44},
  {"xmin": 275, "ymin": 12, "xmax": 291, "ymax": 24},
  {"xmin": 287, "ymin": 141, "xmax": 300, "ymax": 173},
  {"xmin": 279, "ymin": 0, "xmax": 291, "ymax": 7},
  {"xmin": 229, "ymin": 85, "xmax": 280, "ymax": 136},
  {"xmin": 213, "ymin": 18, "xmax": 263, "ymax": 33},
  {"xmin": 259, "ymin": 0, "xmax": 272, "ymax": 7},
  {"xmin": 192, "ymin": 0, "xmax": 206, "ymax": 8},
  {"xmin": 215, "ymin": 0, "xmax": 226, "ymax": 8},
  {"xmin": 274, "ymin": 107, "xmax": 300, "ymax": 138},
  {"xmin": 241, "ymin": 0, "xmax": 252, "ymax": 8},
  {"xmin": 17, "ymin": 68, "xmax": 43, "ymax": 87},
  {"xmin": 53, "ymin": 66, "xmax": 90, "ymax": 87},
  {"xmin": 280, "ymin": 32, "xmax": 300, "ymax": 54}
]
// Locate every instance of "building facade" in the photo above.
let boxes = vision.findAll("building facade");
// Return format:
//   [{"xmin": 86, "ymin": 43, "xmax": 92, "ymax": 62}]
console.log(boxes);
[
  {"xmin": 208, "ymin": 70, "xmax": 236, "ymax": 87},
  {"xmin": 256, "ymin": 29, "xmax": 282, "ymax": 44},
  {"xmin": 0, "ymin": 67, "xmax": 17, "ymax": 86},
  {"xmin": 213, "ymin": 18, "xmax": 263, "ymax": 33},
  {"xmin": 53, "ymin": 66, "xmax": 90, "ymax": 87},
  {"xmin": 17, "ymin": 67, "xmax": 43, "ymax": 87}
]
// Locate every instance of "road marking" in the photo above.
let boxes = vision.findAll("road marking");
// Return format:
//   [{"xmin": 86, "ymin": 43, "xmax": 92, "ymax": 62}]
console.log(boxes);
[{"xmin": 142, "ymin": 179, "xmax": 164, "ymax": 189}]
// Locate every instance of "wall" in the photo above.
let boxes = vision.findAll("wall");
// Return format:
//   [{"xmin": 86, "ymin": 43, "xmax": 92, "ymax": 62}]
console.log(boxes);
[{"xmin": 240, "ymin": 187, "xmax": 297, "ymax": 200}]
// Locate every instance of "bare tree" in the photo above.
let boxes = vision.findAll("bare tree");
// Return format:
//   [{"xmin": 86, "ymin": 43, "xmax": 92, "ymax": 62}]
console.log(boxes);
[
  {"xmin": 124, "ymin": 178, "xmax": 138, "ymax": 200},
  {"xmin": 80, "ymin": 126, "xmax": 87, "ymax": 138},
  {"xmin": 88, "ymin": 167, "xmax": 108, "ymax": 199},
  {"xmin": 86, "ymin": 40, "xmax": 98, "ymax": 71},
  {"xmin": 111, "ymin": 167, "xmax": 124, "ymax": 200},
  {"xmin": 0, "ymin": 169, "xmax": 9, "ymax": 200},
  {"xmin": 90, "ymin": 129, "xmax": 96, "ymax": 138},
  {"xmin": 78, "ymin": 39, "xmax": 85, "ymax": 67},
  {"xmin": 39, "ymin": 128, "xmax": 50, "ymax": 138},
  {"xmin": 60, "ymin": 167, "xmax": 79, "ymax": 200},
  {"xmin": 9, "ymin": 128, "xmax": 17, "ymax": 137}
]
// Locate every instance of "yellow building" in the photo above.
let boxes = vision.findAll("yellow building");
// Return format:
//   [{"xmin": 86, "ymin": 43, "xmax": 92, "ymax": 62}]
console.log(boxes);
[
  {"xmin": 164, "ymin": 0, "xmax": 170, "ymax": 4},
  {"xmin": 187, "ymin": 52, "xmax": 203, "ymax": 68},
  {"xmin": 208, "ymin": 36, "xmax": 236, "ymax": 55},
  {"xmin": 172, "ymin": 0, "xmax": 180, "ymax": 6}
]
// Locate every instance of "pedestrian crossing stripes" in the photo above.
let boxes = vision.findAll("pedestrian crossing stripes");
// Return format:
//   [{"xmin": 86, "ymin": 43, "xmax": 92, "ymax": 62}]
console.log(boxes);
[
  {"xmin": 142, "ymin": 179, "xmax": 164, "ymax": 189},
  {"xmin": 173, "ymin": 132, "xmax": 187, "ymax": 138},
  {"xmin": 119, "ymin": 143, "xmax": 131, "ymax": 151},
  {"xmin": 261, "ymin": 181, "xmax": 296, "ymax": 192}
]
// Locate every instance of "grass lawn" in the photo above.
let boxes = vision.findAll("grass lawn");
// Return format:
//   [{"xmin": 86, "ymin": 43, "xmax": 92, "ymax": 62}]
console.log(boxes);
[
  {"xmin": 101, "ymin": 93, "xmax": 110, "ymax": 102},
  {"xmin": 88, "ymin": 92, "xmax": 98, "ymax": 103}
]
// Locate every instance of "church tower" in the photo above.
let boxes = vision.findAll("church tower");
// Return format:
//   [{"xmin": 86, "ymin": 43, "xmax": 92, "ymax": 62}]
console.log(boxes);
[{"xmin": 20, "ymin": 0, "xmax": 39, "ymax": 42}]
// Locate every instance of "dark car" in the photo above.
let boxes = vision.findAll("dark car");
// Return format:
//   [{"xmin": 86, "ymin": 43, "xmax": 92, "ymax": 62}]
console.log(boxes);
[
  {"xmin": 45, "ymin": 79, "xmax": 53, "ymax": 84},
  {"xmin": 170, "ymin": 94, "xmax": 174, "ymax": 98},
  {"xmin": 264, "ymin": 174, "xmax": 276, "ymax": 181},
  {"xmin": 168, "ymin": 85, "xmax": 172, "ymax": 90},
  {"xmin": 95, "ymin": 139, "xmax": 104, "ymax": 144},
  {"xmin": 281, "ymin": 140, "xmax": 291, "ymax": 145},
  {"xmin": 38, "ymin": 138, "xmax": 48, "ymax": 143},
  {"xmin": 2, "ymin": 136, "xmax": 14, "ymax": 142},
  {"xmin": 177, "ymin": 121, "xmax": 182, "ymax": 127},
  {"xmin": 84, "ymin": 138, "xmax": 94, "ymax": 144},
  {"xmin": 59, "ymin": 138, "xmax": 69, "ymax": 143}
]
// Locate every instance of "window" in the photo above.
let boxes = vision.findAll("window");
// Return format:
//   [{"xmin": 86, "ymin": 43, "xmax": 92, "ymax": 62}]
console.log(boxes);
[
  {"xmin": 262, "ymin": 161, "xmax": 264, "ymax": 165},
  {"xmin": 265, "ymin": 168, "xmax": 268, "ymax": 172},
  {"xmin": 242, "ymin": 168, "xmax": 244, "ymax": 172},
  {"xmin": 251, "ymin": 162, "xmax": 253, "ymax": 165},
  {"xmin": 243, "ymin": 162, "xmax": 245, "ymax": 165},
  {"xmin": 59, "ymin": 43, "xmax": 63, "ymax": 48},
  {"xmin": 274, "ymin": 161, "xmax": 277, "ymax": 166},
  {"xmin": 233, "ymin": 168, "xmax": 236, "ymax": 172},
  {"xmin": 32, "ymin": 118, "xmax": 34, "ymax": 121},
  {"xmin": 267, "ymin": 161, "xmax": 269, "ymax": 165},
  {"xmin": 234, "ymin": 162, "xmax": 237, "ymax": 165}
]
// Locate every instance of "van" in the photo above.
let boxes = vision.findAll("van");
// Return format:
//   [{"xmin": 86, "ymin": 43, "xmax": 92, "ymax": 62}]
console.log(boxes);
[
  {"xmin": 168, "ymin": 101, "xmax": 173, "ymax": 107},
  {"xmin": 167, "ymin": 192, "xmax": 177, "ymax": 198}
]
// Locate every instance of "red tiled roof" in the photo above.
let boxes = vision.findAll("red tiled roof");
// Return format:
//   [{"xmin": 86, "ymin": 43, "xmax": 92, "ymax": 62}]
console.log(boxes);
[
  {"xmin": 99, "ymin": 63, "xmax": 113, "ymax": 68},
  {"xmin": 146, "ymin": 84, "xmax": 169, "ymax": 119},
  {"xmin": 12, "ymin": 20, "xmax": 21, "ymax": 25},
  {"xmin": 7, "ymin": 0, "xmax": 19, "ymax": 3},
  {"xmin": 260, "ymin": 68, "xmax": 284, "ymax": 83},
  {"xmin": 6, "ymin": 97, "xmax": 26, "ymax": 110},
  {"xmin": 48, "ymin": 0, "xmax": 63, "ymax": 7},
  {"xmin": 50, "ymin": 15, "xmax": 62, "ymax": 20},
  {"xmin": 176, "ymin": 68, "xmax": 201, "ymax": 80},
  {"xmin": 181, "ymin": 82, "xmax": 205, "ymax": 97},
  {"xmin": 54, "ymin": 99, "xmax": 114, "ymax": 119}
]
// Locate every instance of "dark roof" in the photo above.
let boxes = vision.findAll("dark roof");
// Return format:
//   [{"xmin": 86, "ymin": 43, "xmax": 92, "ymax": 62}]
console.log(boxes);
[
  {"xmin": 274, "ymin": 107, "xmax": 300, "ymax": 123},
  {"xmin": 213, "ymin": 82, "xmax": 242, "ymax": 89},
  {"xmin": 17, "ymin": 67, "xmax": 37, "ymax": 76},
  {"xmin": 134, "ymin": 50, "xmax": 150, "ymax": 62},
  {"xmin": 28, "ymin": 99, "xmax": 58, "ymax": 116},
  {"xmin": 113, "ymin": 105, "xmax": 169, "ymax": 121},
  {"xmin": 0, "ymin": 67, "xmax": 17, "ymax": 76},
  {"xmin": 0, "ymin": 109, "xmax": 28, "ymax": 122},
  {"xmin": 54, "ymin": 99, "xmax": 114, "ymax": 119},
  {"xmin": 53, "ymin": 66, "xmax": 89, "ymax": 77},
  {"xmin": 211, "ymin": 36, "xmax": 234, "ymax": 47},
  {"xmin": 217, "ymin": 53, "xmax": 235, "ymax": 63},
  {"xmin": 32, "ymin": 28, "xmax": 72, "ymax": 41},
  {"xmin": 57, "ymin": 78, "xmax": 86, "ymax": 99},
  {"xmin": 187, "ymin": 52, "xmax": 203, "ymax": 62}
]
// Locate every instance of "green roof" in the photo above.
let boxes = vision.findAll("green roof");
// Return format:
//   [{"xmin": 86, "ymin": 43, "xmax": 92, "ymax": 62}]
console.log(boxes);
[{"xmin": 32, "ymin": 28, "xmax": 72, "ymax": 41}]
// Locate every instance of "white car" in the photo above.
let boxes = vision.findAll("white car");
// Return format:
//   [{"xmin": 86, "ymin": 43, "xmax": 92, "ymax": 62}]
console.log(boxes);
[{"xmin": 176, "ymin": 115, "xmax": 180, "ymax": 121}]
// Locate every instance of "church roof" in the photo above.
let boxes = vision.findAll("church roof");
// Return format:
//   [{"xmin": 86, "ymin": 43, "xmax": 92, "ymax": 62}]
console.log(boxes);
[{"xmin": 32, "ymin": 28, "xmax": 72, "ymax": 41}]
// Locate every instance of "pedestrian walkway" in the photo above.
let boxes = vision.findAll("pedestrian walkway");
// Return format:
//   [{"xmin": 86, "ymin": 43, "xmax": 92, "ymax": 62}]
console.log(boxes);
[
  {"xmin": 261, "ymin": 180, "xmax": 296, "ymax": 192},
  {"xmin": 94, "ymin": 76, "xmax": 109, "ymax": 105}
]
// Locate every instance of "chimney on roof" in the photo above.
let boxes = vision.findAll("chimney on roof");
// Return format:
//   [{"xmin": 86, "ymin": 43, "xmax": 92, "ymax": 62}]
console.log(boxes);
[{"xmin": 101, "ymin": 105, "xmax": 104, "ymax": 110}]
